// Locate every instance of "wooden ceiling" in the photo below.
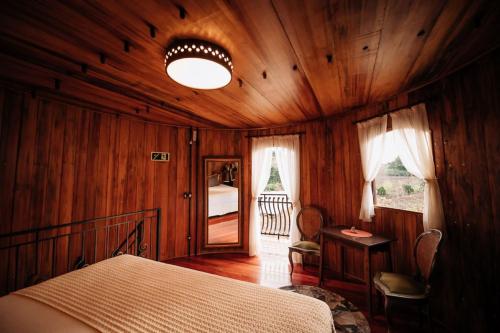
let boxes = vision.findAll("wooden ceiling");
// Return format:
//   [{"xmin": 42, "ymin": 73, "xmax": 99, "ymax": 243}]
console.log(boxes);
[{"xmin": 0, "ymin": 0, "xmax": 499, "ymax": 128}]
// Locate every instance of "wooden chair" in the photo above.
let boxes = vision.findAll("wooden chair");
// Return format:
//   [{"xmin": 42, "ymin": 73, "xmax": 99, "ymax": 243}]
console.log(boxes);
[
  {"xmin": 373, "ymin": 229, "xmax": 443, "ymax": 331},
  {"xmin": 288, "ymin": 206, "xmax": 324, "ymax": 277}
]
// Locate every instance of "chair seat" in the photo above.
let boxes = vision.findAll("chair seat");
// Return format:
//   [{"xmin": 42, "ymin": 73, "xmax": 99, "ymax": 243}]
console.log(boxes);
[
  {"xmin": 373, "ymin": 272, "xmax": 428, "ymax": 299},
  {"xmin": 290, "ymin": 240, "xmax": 320, "ymax": 251}
]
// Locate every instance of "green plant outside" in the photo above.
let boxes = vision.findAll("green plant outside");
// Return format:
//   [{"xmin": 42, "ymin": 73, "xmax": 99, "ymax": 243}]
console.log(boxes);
[
  {"xmin": 402, "ymin": 184, "xmax": 414, "ymax": 194},
  {"xmin": 377, "ymin": 186, "xmax": 387, "ymax": 196},
  {"xmin": 265, "ymin": 152, "xmax": 284, "ymax": 192},
  {"xmin": 386, "ymin": 157, "xmax": 411, "ymax": 176}
]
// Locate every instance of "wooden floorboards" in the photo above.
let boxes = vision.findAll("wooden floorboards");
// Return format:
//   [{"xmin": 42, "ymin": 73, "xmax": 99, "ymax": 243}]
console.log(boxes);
[
  {"xmin": 167, "ymin": 254, "xmax": 425, "ymax": 333},
  {"xmin": 208, "ymin": 213, "xmax": 239, "ymax": 244}
]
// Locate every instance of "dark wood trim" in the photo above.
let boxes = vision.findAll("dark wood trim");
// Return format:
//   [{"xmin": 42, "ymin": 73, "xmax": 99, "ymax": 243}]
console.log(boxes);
[
  {"xmin": 352, "ymin": 100, "xmax": 434, "ymax": 125},
  {"xmin": 373, "ymin": 205, "xmax": 424, "ymax": 216},
  {"xmin": 245, "ymin": 131, "xmax": 305, "ymax": 138}
]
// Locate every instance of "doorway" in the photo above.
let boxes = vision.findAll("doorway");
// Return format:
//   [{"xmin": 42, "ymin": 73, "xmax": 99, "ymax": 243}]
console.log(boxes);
[
  {"xmin": 256, "ymin": 149, "xmax": 293, "ymax": 287},
  {"xmin": 250, "ymin": 134, "xmax": 301, "ymax": 287}
]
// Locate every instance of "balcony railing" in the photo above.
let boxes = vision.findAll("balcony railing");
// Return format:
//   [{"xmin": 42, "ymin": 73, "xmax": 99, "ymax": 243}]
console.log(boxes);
[{"xmin": 258, "ymin": 193, "xmax": 292, "ymax": 239}]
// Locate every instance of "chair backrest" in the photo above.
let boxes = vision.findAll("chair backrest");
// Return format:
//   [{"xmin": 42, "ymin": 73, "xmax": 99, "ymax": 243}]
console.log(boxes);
[
  {"xmin": 414, "ymin": 229, "xmax": 443, "ymax": 283},
  {"xmin": 296, "ymin": 206, "xmax": 324, "ymax": 243}
]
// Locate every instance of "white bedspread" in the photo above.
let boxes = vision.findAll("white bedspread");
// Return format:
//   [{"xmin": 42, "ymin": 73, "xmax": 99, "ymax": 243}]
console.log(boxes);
[
  {"xmin": 3, "ymin": 255, "xmax": 333, "ymax": 333},
  {"xmin": 208, "ymin": 184, "xmax": 239, "ymax": 217}
]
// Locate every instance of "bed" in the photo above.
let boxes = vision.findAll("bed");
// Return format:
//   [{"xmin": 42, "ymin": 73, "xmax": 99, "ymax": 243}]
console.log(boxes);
[
  {"xmin": 208, "ymin": 183, "xmax": 239, "ymax": 217},
  {"xmin": 0, "ymin": 255, "xmax": 334, "ymax": 332}
]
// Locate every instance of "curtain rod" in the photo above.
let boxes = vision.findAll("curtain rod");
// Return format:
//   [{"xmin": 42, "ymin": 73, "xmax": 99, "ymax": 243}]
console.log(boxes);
[
  {"xmin": 352, "ymin": 104, "xmax": 418, "ymax": 125},
  {"xmin": 245, "ymin": 131, "xmax": 306, "ymax": 138},
  {"xmin": 352, "ymin": 97, "xmax": 437, "ymax": 125}
]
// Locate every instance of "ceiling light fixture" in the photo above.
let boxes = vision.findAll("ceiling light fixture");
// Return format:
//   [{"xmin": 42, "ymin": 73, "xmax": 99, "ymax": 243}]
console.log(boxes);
[{"xmin": 164, "ymin": 38, "xmax": 233, "ymax": 90}]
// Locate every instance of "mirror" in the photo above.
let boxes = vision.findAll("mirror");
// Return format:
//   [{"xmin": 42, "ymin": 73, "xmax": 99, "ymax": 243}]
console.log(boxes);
[{"xmin": 204, "ymin": 157, "xmax": 242, "ymax": 247}]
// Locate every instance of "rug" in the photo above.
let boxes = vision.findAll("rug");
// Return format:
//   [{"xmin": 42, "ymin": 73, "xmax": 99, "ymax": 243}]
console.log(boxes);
[{"xmin": 279, "ymin": 285, "xmax": 370, "ymax": 333}]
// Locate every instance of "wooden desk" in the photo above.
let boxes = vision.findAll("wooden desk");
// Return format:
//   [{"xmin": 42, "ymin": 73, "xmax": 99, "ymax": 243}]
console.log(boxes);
[{"xmin": 319, "ymin": 226, "xmax": 394, "ymax": 318}]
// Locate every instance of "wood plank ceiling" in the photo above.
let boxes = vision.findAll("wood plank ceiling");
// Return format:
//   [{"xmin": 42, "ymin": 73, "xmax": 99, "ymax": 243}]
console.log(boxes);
[{"xmin": 0, "ymin": 0, "xmax": 499, "ymax": 128}]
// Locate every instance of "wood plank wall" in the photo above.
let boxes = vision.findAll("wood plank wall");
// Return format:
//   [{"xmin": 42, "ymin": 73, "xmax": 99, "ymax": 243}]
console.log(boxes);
[
  {"xmin": 0, "ymin": 87, "xmax": 192, "ymax": 292},
  {"xmin": 424, "ymin": 49, "xmax": 499, "ymax": 332},
  {"xmin": 195, "ymin": 129, "xmax": 250, "ymax": 254},
  {"xmin": 244, "ymin": 120, "xmax": 413, "ymax": 279},
  {"xmin": 0, "ymin": 48, "xmax": 497, "ymax": 331},
  {"xmin": 246, "ymin": 49, "xmax": 499, "ymax": 332}
]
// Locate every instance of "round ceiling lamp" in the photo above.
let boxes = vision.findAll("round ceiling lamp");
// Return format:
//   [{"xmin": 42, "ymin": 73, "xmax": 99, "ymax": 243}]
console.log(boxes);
[{"xmin": 164, "ymin": 39, "xmax": 233, "ymax": 90}]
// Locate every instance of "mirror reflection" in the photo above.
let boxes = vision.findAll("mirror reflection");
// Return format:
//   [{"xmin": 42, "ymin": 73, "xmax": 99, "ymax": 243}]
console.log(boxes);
[{"xmin": 206, "ymin": 158, "xmax": 240, "ymax": 246}]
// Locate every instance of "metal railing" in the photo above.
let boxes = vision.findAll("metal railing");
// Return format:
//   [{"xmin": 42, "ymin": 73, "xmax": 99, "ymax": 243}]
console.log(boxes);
[
  {"xmin": 258, "ymin": 193, "xmax": 293, "ymax": 239},
  {"xmin": 0, "ymin": 208, "xmax": 161, "ymax": 295}
]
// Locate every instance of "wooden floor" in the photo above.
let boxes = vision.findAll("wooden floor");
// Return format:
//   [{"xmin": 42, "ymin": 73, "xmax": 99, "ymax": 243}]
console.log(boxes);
[
  {"xmin": 207, "ymin": 213, "xmax": 239, "ymax": 244},
  {"xmin": 167, "ymin": 253, "xmax": 425, "ymax": 333}
]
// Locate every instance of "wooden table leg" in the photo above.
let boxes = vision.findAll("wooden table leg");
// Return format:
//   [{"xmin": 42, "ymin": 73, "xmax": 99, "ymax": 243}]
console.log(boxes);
[
  {"xmin": 387, "ymin": 243, "xmax": 393, "ymax": 272},
  {"xmin": 318, "ymin": 233, "xmax": 324, "ymax": 286},
  {"xmin": 364, "ymin": 247, "xmax": 373, "ymax": 319},
  {"xmin": 340, "ymin": 245, "xmax": 345, "ymax": 281}
]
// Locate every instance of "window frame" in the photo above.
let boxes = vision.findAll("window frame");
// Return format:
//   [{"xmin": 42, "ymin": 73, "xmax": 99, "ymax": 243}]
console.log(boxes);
[{"xmin": 371, "ymin": 124, "xmax": 424, "ymax": 214}]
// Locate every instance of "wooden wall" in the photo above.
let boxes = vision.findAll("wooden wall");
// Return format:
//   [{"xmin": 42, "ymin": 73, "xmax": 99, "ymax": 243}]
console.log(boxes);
[
  {"xmin": 0, "ymin": 84, "xmax": 250, "ymax": 292},
  {"xmin": 190, "ymin": 48, "xmax": 499, "ymax": 331},
  {"xmin": 195, "ymin": 129, "xmax": 250, "ymax": 254},
  {"xmin": 422, "ymin": 49, "xmax": 499, "ymax": 332},
  {"xmin": 0, "ymin": 86, "xmax": 193, "ymax": 292},
  {"xmin": 247, "ymin": 49, "xmax": 499, "ymax": 332},
  {"xmin": 245, "ymin": 118, "xmax": 423, "ymax": 276},
  {"xmin": 0, "ymin": 46, "xmax": 497, "ymax": 333}
]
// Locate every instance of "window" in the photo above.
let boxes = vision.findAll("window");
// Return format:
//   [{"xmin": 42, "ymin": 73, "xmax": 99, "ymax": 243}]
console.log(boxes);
[
  {"xmin": 264, "ymin": 151, "xmax": 283, "ymax": 192},
  {"xmin": 357, "ymin": 105, "xmax": 443, "ymax": 228},
  {"xmin": 374, "ymin": 154, "xmax": 425, "ymax": 213}
]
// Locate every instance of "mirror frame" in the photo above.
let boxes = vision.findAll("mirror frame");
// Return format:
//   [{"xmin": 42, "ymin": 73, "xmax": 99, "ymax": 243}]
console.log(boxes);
[{"xmin": 203, "ymin": 156, "xmax": 243, "ymax": 248}]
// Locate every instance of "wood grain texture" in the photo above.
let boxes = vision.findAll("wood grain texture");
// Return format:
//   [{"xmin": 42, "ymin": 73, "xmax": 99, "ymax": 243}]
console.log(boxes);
[
  {"xmin": 0, "ymin": 0, "xmax": 498, "ymax": 128},
  {"xmin": 245, "ymin": 49, "xmax": 499, "ymax": 332},
  {"xmin": 195, "ymin": 129, "xmax": 250, "ymax": 255},
  {"xmin": 0, "ymin": 85, "xmax": 193, "ymax": 292},
  {"xmin": 0, "ymin": 31, "xmax": 498, "ymax": 333}
]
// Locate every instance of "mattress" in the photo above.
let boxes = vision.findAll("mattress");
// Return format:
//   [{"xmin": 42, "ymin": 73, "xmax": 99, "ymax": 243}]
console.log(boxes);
[
  {"xmin": 0, "ymin": 255, "xmax": 334, "ymax": 333},
  {"xmin": 208, "ymin": 183, "xmax": 239, "ymax": 217}
]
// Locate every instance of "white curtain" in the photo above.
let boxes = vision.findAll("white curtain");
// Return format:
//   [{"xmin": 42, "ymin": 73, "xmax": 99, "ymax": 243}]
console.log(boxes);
[
  {"xmin": 391, "ymin": 104, "xmax": 444, "ymax": 230},
  {"xmin": 274, "ymin": 135, "xmax": 301, "ymax": 263},
  {"xmin": 249, "ymin": 137, "xmax": 273, "ymax": 256},
  {"xmin": 357, "ymin": 115, "xmax": 388, "ymax": 222}
]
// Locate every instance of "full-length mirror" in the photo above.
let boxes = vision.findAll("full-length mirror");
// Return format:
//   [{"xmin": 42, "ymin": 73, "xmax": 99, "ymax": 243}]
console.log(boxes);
[{"xmin": 204, "ymin": 157, "xmax": 242, "ymax": 247}]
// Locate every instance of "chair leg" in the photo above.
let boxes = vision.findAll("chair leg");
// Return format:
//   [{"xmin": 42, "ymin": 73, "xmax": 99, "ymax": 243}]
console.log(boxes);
[
  {"xmin": 376, "ymin": 290, "xmax": 383, "ymax": 315},
  {"xmin": 288, "ymin": 250, "xmax": 294, "ymax": 276},
  {"xmin": 424, "ymin": 302, "xmax": 432, "ymax": 333},
  {"xmin": 418, "ymin": 304, "xmax": 424, "ymax": 329},
  {"xmin": 384, "ymin": 296, "xmax": 393, "ymax": 332}
]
